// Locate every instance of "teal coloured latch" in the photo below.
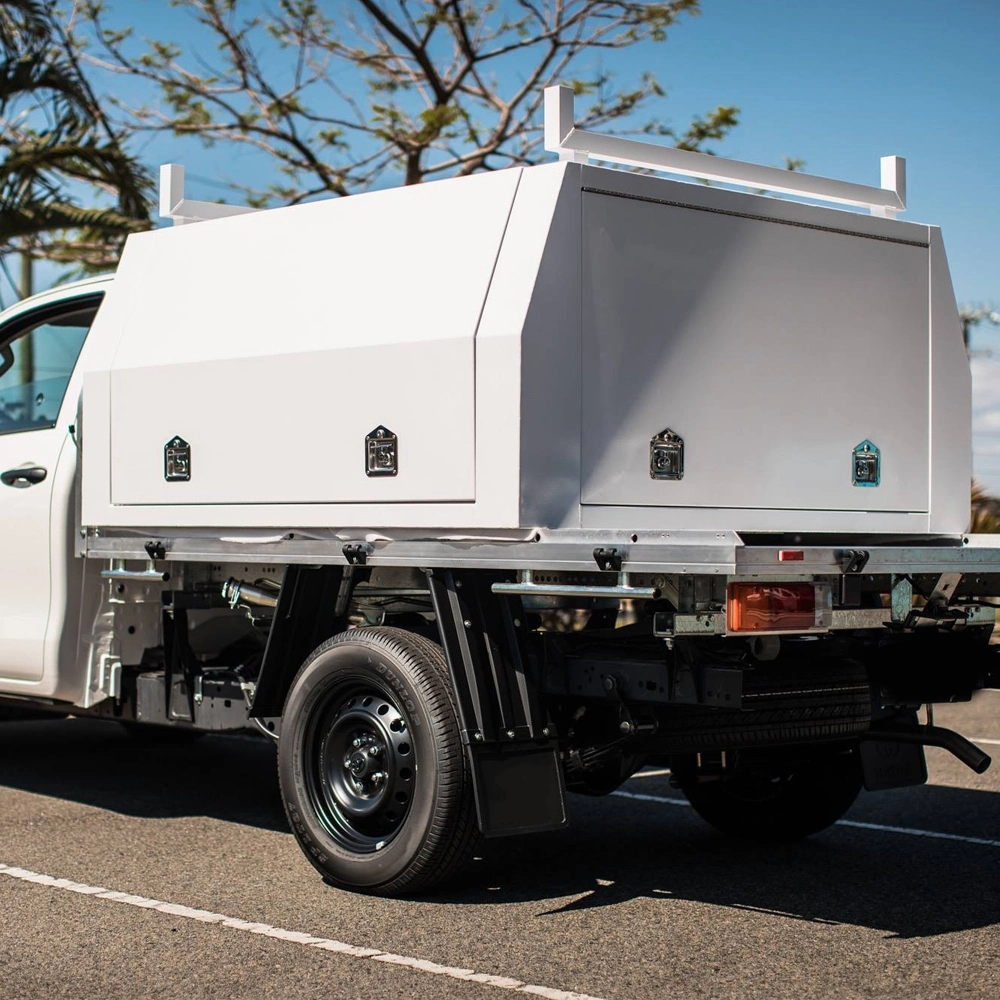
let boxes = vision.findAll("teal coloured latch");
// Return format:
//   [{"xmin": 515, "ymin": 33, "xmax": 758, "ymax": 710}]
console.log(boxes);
[{"xmin": 852, "ymin": 440, "xmax": 880, "ymax": 487}]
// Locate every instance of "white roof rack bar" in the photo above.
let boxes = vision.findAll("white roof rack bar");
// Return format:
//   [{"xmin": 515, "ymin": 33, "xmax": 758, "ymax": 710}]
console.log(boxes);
[
  {"xmin": 543, "ymin": 86, "xmax": 906, "ymax": 218},
  {"xmin": 158, "ymin": 164, "xmax": 260, "ymax": 226}
]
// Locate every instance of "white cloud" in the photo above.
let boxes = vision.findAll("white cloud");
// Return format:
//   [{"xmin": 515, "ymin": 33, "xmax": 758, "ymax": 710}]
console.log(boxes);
[{"xmin": 972, "ymin": 358, "xmax": 1000, "ymax": 495}]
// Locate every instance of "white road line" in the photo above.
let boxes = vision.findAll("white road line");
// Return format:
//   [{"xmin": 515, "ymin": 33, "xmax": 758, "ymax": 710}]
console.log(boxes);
[
  {"xmin": 970, "ymin": 738, "xmax": 1000, "ymax": 746},
  {"xmin": 630, "ymin": 768, "xmax": 672, "ymax": 779},
  {"xmin": 0, "ymin": 864, "xmax": 605, "ymax": 1000},
  {"xmin": 611, "ymin": 788, "xmax": 1000, "ymax": 848},
  {"xmin": 834, "ymin": 819, "xmax": 1000, "ymax": 848},
  {"xmin": 613, "ymin": 790, "xmax": 689, "ymax": 807}
]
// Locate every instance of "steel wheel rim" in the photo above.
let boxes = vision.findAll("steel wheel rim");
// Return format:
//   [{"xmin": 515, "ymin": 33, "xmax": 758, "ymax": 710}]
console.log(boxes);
[{"xmin": 304, "ymin": 677, "xmax": 416, "ymax": 853}]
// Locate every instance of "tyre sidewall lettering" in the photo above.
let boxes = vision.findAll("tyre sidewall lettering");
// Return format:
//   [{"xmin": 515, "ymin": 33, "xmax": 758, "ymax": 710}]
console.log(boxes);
[{"xmin": 371, "ymin": 656, "xmax": 422, "ymax": 726}]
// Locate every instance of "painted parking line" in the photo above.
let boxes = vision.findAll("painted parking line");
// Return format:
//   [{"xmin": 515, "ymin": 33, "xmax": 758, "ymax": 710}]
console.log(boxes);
[
  {"xmin": 0, "ymin": 864, "xmax": 605, "ymax": 1000},
  {"xmin": 614, "ymin": 790, "xmax": 689, "ymax": 807},
  {"xmin": 612, "ymin": 788, "xmax": 1000, "ymax": 849},
  {"xmin": 834, "ymin": 818, "xmax": 1000, "ymax": 848}
]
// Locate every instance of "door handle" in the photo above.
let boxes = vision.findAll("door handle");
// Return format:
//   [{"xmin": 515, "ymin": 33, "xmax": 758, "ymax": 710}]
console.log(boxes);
[{"xmin": 0, "ymin": 466, "xmax": 47, "ymax": 488}]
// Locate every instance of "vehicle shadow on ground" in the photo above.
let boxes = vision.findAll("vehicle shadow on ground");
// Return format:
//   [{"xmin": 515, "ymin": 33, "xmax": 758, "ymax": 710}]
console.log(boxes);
[
  {"xmin": 0, "ymin": 716, "xmax": 288, "ymax": 833},
  {"xmin": 441, "ymin": 784, "xmax": 1000, "ymax": 939},
  {"xmin": 3, "ymin": 717, "xmax": 998, "ymax": 938}
]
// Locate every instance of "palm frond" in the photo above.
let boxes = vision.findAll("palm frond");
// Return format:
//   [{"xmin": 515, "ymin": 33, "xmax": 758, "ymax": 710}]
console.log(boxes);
[
  {"xmin": 0, "ymin": 55, "xmax": 95, "ymax": 114},
  {"xmin": 0, "ymin": 1, "xmax": 54, "ymax": 54},
  {"xmin": 0, "ymin": 0, "xmax": 152, "ymax": 272}
]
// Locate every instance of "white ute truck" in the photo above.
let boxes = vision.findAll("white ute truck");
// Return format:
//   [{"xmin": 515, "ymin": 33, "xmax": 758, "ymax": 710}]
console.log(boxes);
[{"xmin": 1, "ymin": 87, "xmax": 997, "ymax": 896}]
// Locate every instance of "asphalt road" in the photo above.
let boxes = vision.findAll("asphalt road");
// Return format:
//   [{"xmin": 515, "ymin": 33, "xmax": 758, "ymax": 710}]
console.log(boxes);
[{"xmin": 1, "ymin": 693, "xmax": 999, "ymax": 1000}]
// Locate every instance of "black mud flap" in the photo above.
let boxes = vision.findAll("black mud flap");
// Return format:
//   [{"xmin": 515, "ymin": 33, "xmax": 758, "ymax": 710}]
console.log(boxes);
[
  {"xmin": 427, "ymin": 568, "xmax": 568, "ymax": 838},
  {"xmin": 860, "ymin": 739, "xmax": 928, "ymax": 791},
  {"xmin": 471, "ymin": 746, "xmax": 568, "ymax": 838}
]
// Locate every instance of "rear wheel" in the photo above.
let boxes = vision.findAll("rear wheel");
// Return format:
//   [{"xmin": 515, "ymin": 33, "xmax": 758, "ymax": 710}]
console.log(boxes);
[
  {"xmin": 674, "ymin": 745, "xmax": 863, "ymax": 841},
  {"xmin": 278, "ymin": 627, "xmax": 478, "ymax": 896}
]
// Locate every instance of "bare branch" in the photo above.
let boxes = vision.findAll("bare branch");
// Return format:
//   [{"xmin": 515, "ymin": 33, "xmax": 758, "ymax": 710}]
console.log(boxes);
[{"xmin": 67, "ymin": 0, "xmax": 734, "ymax": 203}]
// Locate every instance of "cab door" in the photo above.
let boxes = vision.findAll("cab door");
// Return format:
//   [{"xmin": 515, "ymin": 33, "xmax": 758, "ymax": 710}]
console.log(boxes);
[{"xmin": 0, "ymin": 293, "xmax": 101, "ymax": 682}]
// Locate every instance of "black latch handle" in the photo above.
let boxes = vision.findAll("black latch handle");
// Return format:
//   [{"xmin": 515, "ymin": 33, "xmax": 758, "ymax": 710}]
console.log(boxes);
[
  {"xmin": 0, "ymin": 466, "xmax": 47, "ymax": 488},
  {"xmin": 343, "ymin": 543, "xmax": 370, "ymax": 566},
  {"xmin": 593, "ymin": 547, "xmax": 623, "ymax": 572},
  {"xmin": 839, "ymin": 549, "xmax": 870, "ymax": 574}
]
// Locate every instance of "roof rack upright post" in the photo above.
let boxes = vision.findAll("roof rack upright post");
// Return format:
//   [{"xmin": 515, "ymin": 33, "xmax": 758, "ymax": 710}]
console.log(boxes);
[
  {"xmin": 875, "ymin": 156, "xmax": 906, "ymax": 220},
  {"xmin": 544, "ymin": 87, "xmax": 587, "ymax": 164},
  {"xmin": 158, "ymin": 164, "xmax": 260, "ymax": 226}
]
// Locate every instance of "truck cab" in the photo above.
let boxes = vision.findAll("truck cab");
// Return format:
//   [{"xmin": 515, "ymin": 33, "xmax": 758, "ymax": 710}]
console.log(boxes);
[{"xmin": 0, "ymin": 277, "xmax": 110, "ymax": 700}]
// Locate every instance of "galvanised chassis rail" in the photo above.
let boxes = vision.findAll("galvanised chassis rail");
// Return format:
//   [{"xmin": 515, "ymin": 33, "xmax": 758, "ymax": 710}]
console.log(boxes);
[{"xmin": 82, "ymin": 527, "xmax": 1000, "ymax": 576}]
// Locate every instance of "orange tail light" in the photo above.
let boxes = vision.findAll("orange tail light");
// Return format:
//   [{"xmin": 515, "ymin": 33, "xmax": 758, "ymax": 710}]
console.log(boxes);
[{"xmin": 727, "ymin": 583, "xmax": 832, "ymax": 633}]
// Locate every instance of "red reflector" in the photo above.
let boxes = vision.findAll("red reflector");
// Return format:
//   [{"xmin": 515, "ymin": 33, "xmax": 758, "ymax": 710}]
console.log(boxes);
[
  {"xmin": 778, "ymin": 550, "xmax": 805, "ymax": 562},
  {"xmin": 728, "ymin": 583, "xmax": 816, "ymax": 632}
]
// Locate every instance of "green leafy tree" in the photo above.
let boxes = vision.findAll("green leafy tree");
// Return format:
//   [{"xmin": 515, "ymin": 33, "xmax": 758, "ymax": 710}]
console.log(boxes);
[
  {"xmin": 78, "ymin": 0, "xmax": 739, "ymax": 205},
  {"xmin": 970, "ymin": 480, "xmax": 1000, "ymax": 533},
  {"xmin": 0, "ymin": 0, "xmax": 151, "ymax": 278},
  {"xmin": 961, "ymin": 304, "xmax": 1000, "ymax": 352}
]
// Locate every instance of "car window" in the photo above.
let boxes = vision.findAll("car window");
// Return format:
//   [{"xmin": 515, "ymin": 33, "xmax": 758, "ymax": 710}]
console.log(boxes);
[{"xmin": 0, "ymin": 300, "xmax": 99, "ymax": 435}]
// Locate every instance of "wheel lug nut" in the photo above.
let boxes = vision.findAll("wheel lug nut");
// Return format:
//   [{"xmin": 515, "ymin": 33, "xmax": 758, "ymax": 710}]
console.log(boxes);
[
  {"xmin": 352, "ymin": 737, "xmax": 362, "ymax": 748},
  {"xmin": 367, "ymin": 744, "xmax": 382, "ymax": 757},
  {"xmin": 371, "ymin": 771, "xmax": 387, "ymax": 786}
]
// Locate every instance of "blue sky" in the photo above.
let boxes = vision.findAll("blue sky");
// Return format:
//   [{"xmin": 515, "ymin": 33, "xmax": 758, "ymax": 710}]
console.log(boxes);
[
  {"xmin": 11, "ymin": 0, "xmax": 1000, "ymax": 486},
  {"xmin": 127, "ymin": 0, "xmax": 999, "ymax": 298}
]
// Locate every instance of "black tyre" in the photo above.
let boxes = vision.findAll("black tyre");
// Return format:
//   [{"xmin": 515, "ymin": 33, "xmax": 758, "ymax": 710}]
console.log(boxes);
[
  {"xmin": 675, "ymin": 745, "xmax": 863, "ymax": 841},
  {"xmin": 278, "ymin": 627, "xmax": 478, "ymax": 896}
]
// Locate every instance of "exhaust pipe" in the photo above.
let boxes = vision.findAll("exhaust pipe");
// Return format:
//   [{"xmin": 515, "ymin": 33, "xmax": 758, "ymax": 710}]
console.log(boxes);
[
  {"xmin": 862, "ymin": 724, "xmax": 991, "ymax": 775},
  {"xmin": 222, "ymin": 577, "xmax": 280, "ymax": 611}
]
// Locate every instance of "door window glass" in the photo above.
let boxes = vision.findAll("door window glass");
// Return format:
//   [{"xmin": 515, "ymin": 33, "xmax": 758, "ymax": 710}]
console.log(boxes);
[{"xmin": 0, "ymin": 302, "xmax": 98, "ymax": 435}]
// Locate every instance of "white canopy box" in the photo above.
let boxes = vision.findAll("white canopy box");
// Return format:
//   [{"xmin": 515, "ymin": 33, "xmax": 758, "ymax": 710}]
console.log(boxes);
[{"xmin": 81, "ymin": 116, "xmax": 969, "ymax": 536}]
